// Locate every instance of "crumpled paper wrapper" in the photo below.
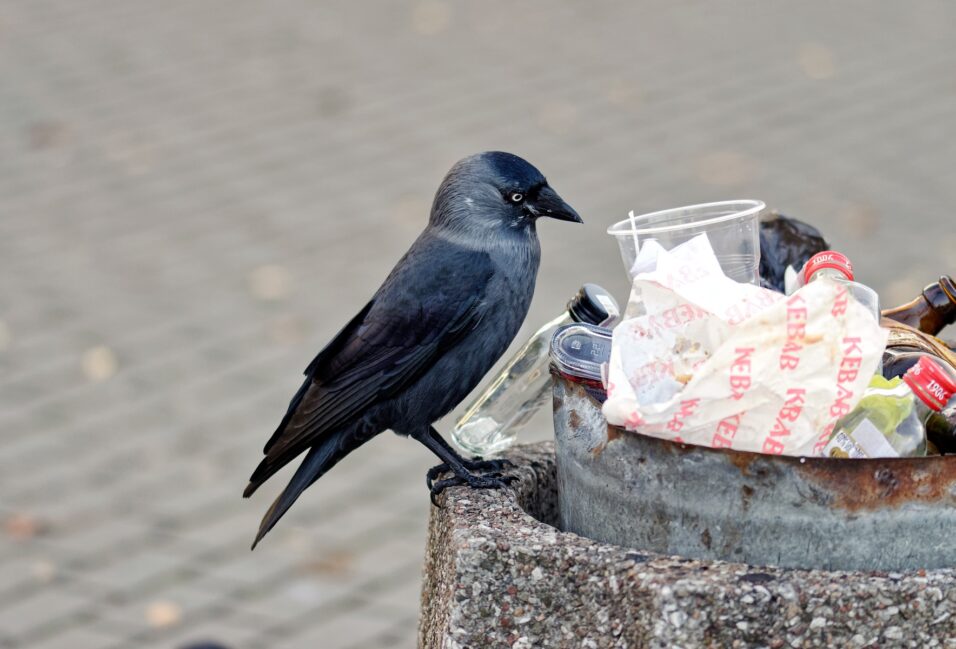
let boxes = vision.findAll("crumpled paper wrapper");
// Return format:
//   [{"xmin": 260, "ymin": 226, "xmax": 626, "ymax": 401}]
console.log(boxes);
[{"xmin": 602, "ymin": 234, "xmax": 888, "ymax": 456}]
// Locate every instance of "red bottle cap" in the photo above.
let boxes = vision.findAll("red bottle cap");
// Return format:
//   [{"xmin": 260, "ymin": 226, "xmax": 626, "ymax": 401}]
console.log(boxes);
[
  {"xmin": 903, "ymin": 356, "xmax": 956, "ymax": 411},
  {"xmin": 803, "ymin": 251, "xmax": 854, "ymax": 284}
]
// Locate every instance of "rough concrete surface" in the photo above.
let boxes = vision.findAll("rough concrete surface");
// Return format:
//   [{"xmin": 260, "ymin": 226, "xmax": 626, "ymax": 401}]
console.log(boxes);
[
  {"xmin": 3, "ymin": 2, "xmax": 956, "ymax": 647},
  {"xmin": 422, "ymin": 443, "xmax": 956, "ymax": 648}
]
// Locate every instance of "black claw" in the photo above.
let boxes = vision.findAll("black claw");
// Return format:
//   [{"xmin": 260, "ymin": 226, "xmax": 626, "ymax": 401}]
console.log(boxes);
[
  {"xmin": 430, "ymin": 476, "xmax": 466, "ymax": 505},
  {"xmin": 426, "ymin": 463, "xmax": 450, "ymax": 491},
  {"xmin": 427, "ymin": 470, "xmax": 517, "ymax": 506},
  {"xmin": 427, "ymin": 457, "xmax": 512, "ymax": 491},
  {"xmin": 463, "ymin": 458, "xmax": 513, "ymax": 473}
]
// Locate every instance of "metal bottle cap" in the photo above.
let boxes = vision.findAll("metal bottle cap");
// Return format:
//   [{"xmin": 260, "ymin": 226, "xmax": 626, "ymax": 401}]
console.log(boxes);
[
  {"xmin": 567, "ymin": 284, "xmax": 620, "ymax": 326},
  {"xmin": 903, "ymin": 356, "xmax": 956, "ymax": 411},
  {"xmin": 803, "ymin": 250, "xmax": 854, "ymax": 284}
]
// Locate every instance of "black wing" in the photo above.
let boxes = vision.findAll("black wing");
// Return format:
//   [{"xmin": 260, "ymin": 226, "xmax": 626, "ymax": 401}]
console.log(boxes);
[{"xmin": 244, "ymin": 240, "xmax": 493, "ymax": 495}]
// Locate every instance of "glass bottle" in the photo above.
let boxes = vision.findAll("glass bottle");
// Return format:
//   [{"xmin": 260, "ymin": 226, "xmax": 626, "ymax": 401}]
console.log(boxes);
[
  {"xmin": 927, "ymin": 403, "xmax": 956, "ymax": 454},
  {"xmin": 881, "ymin": 349, "xmax": 937, "ymax": 380},
  {"xmin": 823, "ymin": 356, "xmax": 956, "ymax": 458},
  {"xmin": 797, "ymin": 251, "xmax": 881, "ymax": 321},
  {"xmin": 882, "ymin": 276, "xmax": 956, "ymax": 336},
  {"xmin": 451, "ymin": 284, "xmax": 620, "ymax": 456}
]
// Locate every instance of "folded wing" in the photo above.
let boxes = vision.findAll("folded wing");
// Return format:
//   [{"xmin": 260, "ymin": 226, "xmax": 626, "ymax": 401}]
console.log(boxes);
[{"xmin": 244, "ymin": 241, "xmax": 493, "ymax": 496}]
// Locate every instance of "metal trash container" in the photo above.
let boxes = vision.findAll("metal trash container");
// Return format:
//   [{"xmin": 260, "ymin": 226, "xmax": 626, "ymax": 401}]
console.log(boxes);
[{"xmin": 553, "ymin": 374, "xmax": 956, "ymax": 571}]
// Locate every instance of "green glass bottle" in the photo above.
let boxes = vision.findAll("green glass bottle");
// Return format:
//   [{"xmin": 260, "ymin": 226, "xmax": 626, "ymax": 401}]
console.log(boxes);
[{"xmin": 824, "ymin": 357, "xmax": 956, "ymax": 458}]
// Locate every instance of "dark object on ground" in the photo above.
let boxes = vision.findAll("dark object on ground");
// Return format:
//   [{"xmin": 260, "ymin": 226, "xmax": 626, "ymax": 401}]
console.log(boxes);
[
  {"xmin": 177, "ymin": 644, "xmax": 231, "ymax": 649},
  {"xmin": 758, "ymin": 212, "xmax": 829, "ymax": 292},
  {"xmin": 243, "ymin": 152, "xmax": 582, "ymax": 548}
]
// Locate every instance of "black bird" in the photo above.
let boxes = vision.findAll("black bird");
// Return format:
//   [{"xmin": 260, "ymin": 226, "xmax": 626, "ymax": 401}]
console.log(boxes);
[{"xmin": 244, "ymin": 151, "xmax": 582, "ymax": 548}]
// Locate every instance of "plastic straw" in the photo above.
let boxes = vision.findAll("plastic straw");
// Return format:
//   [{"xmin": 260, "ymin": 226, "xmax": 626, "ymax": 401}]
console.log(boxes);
[{"xmin": 628, "ymin": 210, "xmax": 640, "ymax": 253}]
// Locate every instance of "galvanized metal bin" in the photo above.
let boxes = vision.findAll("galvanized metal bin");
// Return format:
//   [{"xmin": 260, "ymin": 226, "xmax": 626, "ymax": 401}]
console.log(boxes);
[{"xmin": 552, "ymin": 374, "xmax": 956, "ymax": 571}]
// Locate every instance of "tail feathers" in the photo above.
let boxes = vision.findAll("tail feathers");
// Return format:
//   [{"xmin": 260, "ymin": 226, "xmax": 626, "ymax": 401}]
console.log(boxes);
[
  {"xmin": 243, "ymin": 457, "xmax": 283, "ymax": 498},
  {"xmin": 249, "ymin": 430, "xmax": 351, "ymax": 550}
]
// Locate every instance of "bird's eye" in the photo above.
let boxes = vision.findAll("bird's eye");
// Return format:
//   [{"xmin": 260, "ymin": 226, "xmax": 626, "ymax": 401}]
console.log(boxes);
[{"xmin": 509, "ymin": 192, "xmax": 524, "ymax": 203}]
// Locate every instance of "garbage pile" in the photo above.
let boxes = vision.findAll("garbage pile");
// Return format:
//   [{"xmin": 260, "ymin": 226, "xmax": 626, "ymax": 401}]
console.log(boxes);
[
  {"xmin": 597, "ymin": 204, "xmax": 956, "ymax": 458},
  {"xmin": 452, "ymin": 200, "xmax": 956, "ymax": 460}
]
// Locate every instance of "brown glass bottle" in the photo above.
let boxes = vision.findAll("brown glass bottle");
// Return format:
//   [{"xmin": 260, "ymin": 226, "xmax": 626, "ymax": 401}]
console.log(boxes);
[
  {"xmin": 927, "ymin": 406, "xmax": 956, "ymax": 454},
  {"xmin": 882, "ymin": 276, "xmax": 956, "ymax": 336}
]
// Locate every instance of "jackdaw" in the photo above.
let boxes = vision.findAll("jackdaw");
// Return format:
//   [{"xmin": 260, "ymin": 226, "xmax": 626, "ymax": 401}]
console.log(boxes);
[{"xmin": 244, "ymin": 151, "xmax": 582, "ymax": 548}]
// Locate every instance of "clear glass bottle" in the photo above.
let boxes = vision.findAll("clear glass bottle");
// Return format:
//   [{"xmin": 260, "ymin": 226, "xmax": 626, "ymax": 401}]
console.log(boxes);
[
  {"xmin": 823, "ymin": 356, "xmax": 956, "ymax": 458},
  {"xmin": 796, "ymin": 250, "xmax": 881, "ymax": 321},
  {"xmin": 451, "ymin": 284, "xmax": 620, "ymax": 456}
]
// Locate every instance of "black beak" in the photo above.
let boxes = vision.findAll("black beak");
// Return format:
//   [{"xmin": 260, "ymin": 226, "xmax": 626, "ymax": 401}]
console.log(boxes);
[{"xmin": 531, "ymin": 185, "xmax": 583, "ymax": 223}]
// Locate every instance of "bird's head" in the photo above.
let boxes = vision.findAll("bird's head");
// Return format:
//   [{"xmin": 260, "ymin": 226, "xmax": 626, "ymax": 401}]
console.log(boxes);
[{"xmin": 429, "ymin": 152, "xmax": 583, "ymax": 237}]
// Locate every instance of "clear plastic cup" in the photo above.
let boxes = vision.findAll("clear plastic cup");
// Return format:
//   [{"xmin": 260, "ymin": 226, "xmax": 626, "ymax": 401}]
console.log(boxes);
[{"xmin": 607, "ymin": 200, "xmax": 765, "ymax": 285}]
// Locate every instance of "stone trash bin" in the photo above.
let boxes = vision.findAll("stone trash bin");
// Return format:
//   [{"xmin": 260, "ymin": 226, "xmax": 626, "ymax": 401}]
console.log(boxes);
[{"xmin": 418, "ymin": 382, "xmax": 956, "ymax": 647}]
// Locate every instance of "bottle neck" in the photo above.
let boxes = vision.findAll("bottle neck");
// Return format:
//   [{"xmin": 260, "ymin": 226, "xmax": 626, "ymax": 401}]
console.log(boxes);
[
  {"xmin": 535, "ymin": 311, "xmax": 575, "ymax": 337},
  {"xmin": 904, "ymin": 373, "xmax": 944, "ymax": 422},
  {"xmin": 882, "ymin": 276, "xmax": 956, "ymax": 336},
  {"xmin": 924, "ymin": 276, "xmax": 956, "ymax": 322},
  {"xmin": 809, "ymin": 268, "xmax": 851, "ymax": 283},
  {"xmin": 913, "ymin": 395, "xmax": 937, "ymax": 424}
]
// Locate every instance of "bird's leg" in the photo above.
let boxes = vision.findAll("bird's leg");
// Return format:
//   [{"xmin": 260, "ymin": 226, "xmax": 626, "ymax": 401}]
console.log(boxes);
[
  {"xmin": 423, "ymin": 427, "xmax": 513, "ymax": 489},
  {"xmin": 416, "ymin": 426, "xmax": 516, "ymax": 505}
]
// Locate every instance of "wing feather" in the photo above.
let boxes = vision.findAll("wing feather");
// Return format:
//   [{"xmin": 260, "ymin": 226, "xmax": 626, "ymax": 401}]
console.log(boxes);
[{"xmin": 245, "ymin": 240, "xmax": 492, "ymax": 493}]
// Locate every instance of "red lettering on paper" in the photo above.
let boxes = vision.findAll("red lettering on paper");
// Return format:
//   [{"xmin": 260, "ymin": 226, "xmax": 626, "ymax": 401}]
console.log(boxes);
[
  {"xmin": 632, "ymin": 360, "xmax": 676, "ymax": 385},
  {"xmin": 729, "ymin": 347, "xmax": 755, "ymax": 400},
  {"xmin": 829, "ymin": 382, "xmax": 855, "ymax": 419},
  {"xmin": 831, "ymin": 285, "xmax": 849, "ymax": 317},
  {"xmin": 659, "ymin": 264, "xmax": 711, "ymax": 293},
  {"xmin": 778, "ymin": 388, "xmax": 806, "ymax": 422},
  {"xmin": 837, "ymin": 355, "xmax": 862, "ymax": 383},
  {"xmin": 842, "ymin": 337, "xmax": 863, "ymax": 357},
  {"xmin": 762, "ymin": 437, "xmax": 786, "ymax": 454},
  {"xmin": 724, "ymin": 291, "xmax": 780, "ymax": 326},
  {"xmin": 762, "ymin": 388, "xmax": 806, "ymax": 454},
  {"xmin": 640, "ymin": 304, "xmax": 709, "ymax": 338},
  {"xmin": 712, "ymin": 413, "xmax": 741, "ymax": 448},
  {"xmin": 624, "ymin": 409, "xmax": 644, "ymax": 429},
  {"xmin": 817, "ymin": 336, "xmax": 866, "ymax": 452},
  {"xmin": 667, "ymin": 398, "xmax": 700, "ymax": 433},
  {"xmin": 780, "ymin": 294, "xmax": 807, "ymax": 370}
]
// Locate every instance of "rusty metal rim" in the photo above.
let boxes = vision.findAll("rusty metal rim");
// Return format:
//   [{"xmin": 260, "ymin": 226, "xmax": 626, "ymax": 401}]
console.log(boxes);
[
  {"xmin": 561, "ymin": 375, "xmax": 956, "ymax": 468},
  {"xmin": 561, "ymin": 376, "xmax": 956, "ymax": 512}
]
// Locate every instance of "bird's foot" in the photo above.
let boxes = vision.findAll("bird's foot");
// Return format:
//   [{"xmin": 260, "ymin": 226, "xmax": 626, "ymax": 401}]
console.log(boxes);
[
  {"xmin": 428, "ymin": 469, "xmax": 517, "ymax": 507},
  {"xmin": 426, "ymin": 458, "xmax": 513, "ymax": 491}
]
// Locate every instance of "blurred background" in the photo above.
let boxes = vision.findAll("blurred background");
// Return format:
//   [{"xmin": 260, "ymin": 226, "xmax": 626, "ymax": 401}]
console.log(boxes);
[{"xmin": 1, "ymin": 1, "xmax": 955, "ymax": 647}]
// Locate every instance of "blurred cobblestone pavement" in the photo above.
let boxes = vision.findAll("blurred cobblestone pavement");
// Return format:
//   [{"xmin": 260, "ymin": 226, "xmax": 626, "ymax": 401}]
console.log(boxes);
[{"xmin": 2, "ymin": 1, "xmax": 956, "ymax": 647}]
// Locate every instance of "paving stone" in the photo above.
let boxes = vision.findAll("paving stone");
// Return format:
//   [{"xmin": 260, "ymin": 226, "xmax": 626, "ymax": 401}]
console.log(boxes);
[
  {"xmin": 14, "ymin": 625, "xmax": 127, "ymax": 649},
  {"xmin": 267, "ymin": 601, "xmax": 415, "ymax": 649},
  {"xmin": 232, "ymin": 576, "xmax": 357, "ymax": 626},
  {"xmin": 359, "ymin": 561, "xmax": 427, "ymax": 614},
  {"xmin": 91, "ymin": 575, "xmax": 238, "ymax": 636},
  {"xmin": 144, "ymin": 610, "xmax": 271, "ymax": 649},
  {"xmin": 0, "ymin": 585, "xmax": 90, "ymax": 640},
  {"xmin": 77, "ymin": 548, "xmax": 192, "ymax": 592},
  {"xmin": 1, "ymin": 1, "xmax": 955, "ymax": 648}
]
